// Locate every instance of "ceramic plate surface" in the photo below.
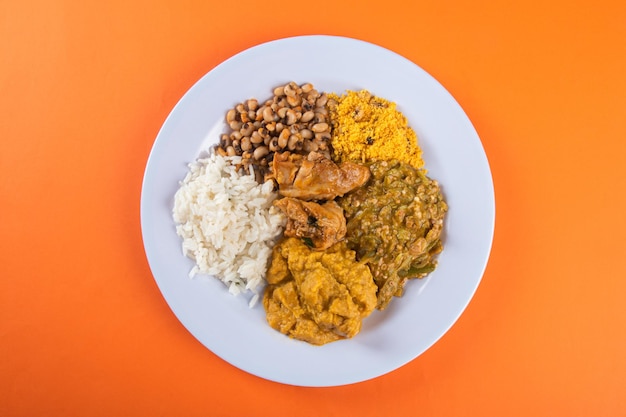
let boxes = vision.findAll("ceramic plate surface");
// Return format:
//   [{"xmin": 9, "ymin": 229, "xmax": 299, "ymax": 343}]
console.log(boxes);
[{"xmin": 141, "ymin": 35, "xmax": 495, "ymax": 387}]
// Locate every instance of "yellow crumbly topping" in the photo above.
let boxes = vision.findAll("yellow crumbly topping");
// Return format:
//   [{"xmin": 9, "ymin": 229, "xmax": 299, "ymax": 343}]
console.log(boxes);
[{"xmin": 328, "ymin": 90, "xmax": 424, "ymax": 170}]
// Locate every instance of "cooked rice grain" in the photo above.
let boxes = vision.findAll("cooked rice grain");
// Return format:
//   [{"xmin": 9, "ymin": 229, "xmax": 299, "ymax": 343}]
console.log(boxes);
[{"xmin": 173, "ymin": 152, "xmax": 285, "ymax": 304}]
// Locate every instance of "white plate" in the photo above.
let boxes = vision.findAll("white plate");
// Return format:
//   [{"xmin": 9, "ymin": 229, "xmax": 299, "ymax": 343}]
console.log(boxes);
[{"xmin": 141, "ymin": 35, "xmax": 495, "ymax": 387}]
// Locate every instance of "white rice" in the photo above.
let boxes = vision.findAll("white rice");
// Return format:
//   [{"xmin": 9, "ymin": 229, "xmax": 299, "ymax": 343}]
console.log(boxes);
[{"xmin": 172, "ymin": 151, "xmax": 285, "ymax": 306}]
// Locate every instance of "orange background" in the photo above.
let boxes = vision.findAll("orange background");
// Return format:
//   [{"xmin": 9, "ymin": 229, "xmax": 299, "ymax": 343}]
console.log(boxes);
[{"xmin": 2, "ymin": 0, "xmax": 626, "ymax": 415}]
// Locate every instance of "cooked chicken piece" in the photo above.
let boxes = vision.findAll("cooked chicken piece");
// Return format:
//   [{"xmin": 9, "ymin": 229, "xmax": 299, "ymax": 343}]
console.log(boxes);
[
  {"xmin": 272, "ymin": 151, "xmax": 370, "ymax": 201},
  {"xmin": 273, "ymin": 198, "xmax": 346, "ymax": 251}
]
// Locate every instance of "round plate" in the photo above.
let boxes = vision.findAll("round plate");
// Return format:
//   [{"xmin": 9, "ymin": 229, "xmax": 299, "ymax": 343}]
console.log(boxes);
[{"xmin": 141, "ymin": 35, "xmax": 495, "ymax": 387}]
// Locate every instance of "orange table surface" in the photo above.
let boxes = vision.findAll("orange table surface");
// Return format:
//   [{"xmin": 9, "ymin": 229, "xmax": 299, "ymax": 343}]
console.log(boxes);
[{"xmin": 2, "ymin": 0, "xmax": 626, "ymax": 415}]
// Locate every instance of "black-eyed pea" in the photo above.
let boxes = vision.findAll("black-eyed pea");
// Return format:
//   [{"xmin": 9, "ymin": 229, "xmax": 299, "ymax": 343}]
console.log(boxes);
[
  {"xmin": 300, "ymin": 128, "xmax": 313, "ymax": 140},
  {"xmin": 289, "ymin": 124, "xmax": 301, "ymax": 135},
  {"xmin": 250, "ymin": 131, "xmax": 264, "ymax": 144},
  {"xmin": 286, "ymin": 95, "xmax": 300, "ymax": 107},
  {"xmin": 278, "ymin": 127, "xmax": 290, "ymax": 144},
  {"xmin": 220, "ymin": 133, "xmax": 231, "ymax": 148},
  {"xmin": 316, "ymin": 93, "xmax": 328, "ymax": 107},
  {"xmin": 241, "ymin": 136, "xmax": 252, "ymax": 151},
  {"xmin": 303, "ymin": 140, "xmax": 319, "ymax": 152},
  {"xmin": 247, "ymin": 98, "xmax": 258, "ymax": 111},
  {"xmin": 311, "ymin": 122, "xmax": 329, "ymax": 133},
  {"xmin": 269, "ymin": 137, "xmax": 280, "ymax": 152},
  {"xmin": 253, "ymin": 146, "xmax": 269, "ymax": 160},
  {"xmin": 226, "ymin": 108, "xmax": 237, "ymax": 124},
  {"xmin": 285, "ymin": 109, "xmax": 298, "ymax": 125},
  {"xmin": 229, "ymin": 120, "xmax": 243, "ymax": 131},
  {"xmin": 277, "ymin": 107, "xmax": 289, "ymax": 119},
  {"xmin": 255, "ymin": 106, "xmax": 265, "ymax": 121},
  {"xmin": 273, "ymin": 85, "xmax": 285, "ymax": 96},
  {"xmin": 288, "ymin": 134, "xmax": 302, "ymax": 151},
  {"xmin": 300, "ymin": 111, "xmax": 315, "ymax": 123},
  {"xmin": 283, "ymin": 82, "xmax": 297, "ymax": 97},
  {"xmin": 240, "ymin": 122, "xmax": 254, "ymax": 136},
  {"xmin": 314, "ymin": 131, "xmax": 331, "ymax": 141},
  {"xmin": 262, "ymin": 106, "xmax": 275, "ymax": 123},
  {"xmin": 277, "ymin": 131, "xmax": 289, "ymax": 149},
  {"xmin": 314, "ymin": 113, "xmax": 327, "ymax": 124}
]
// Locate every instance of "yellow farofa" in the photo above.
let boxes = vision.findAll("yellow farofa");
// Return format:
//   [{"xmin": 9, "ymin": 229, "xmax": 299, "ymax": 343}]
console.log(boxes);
[{"xmin": 328, "ymin": 90, "xmax": 424, "ymax": 170}]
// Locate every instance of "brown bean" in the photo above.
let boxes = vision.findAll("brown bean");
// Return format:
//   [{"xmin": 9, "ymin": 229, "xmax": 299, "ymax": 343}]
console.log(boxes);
[
  {"xmin": 301, "ymin": 83, "xmax": 313, "ymax": 93},
  {"xmin": 226, "ymin": 146, "xmax": 236, "ymax": 156}
]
